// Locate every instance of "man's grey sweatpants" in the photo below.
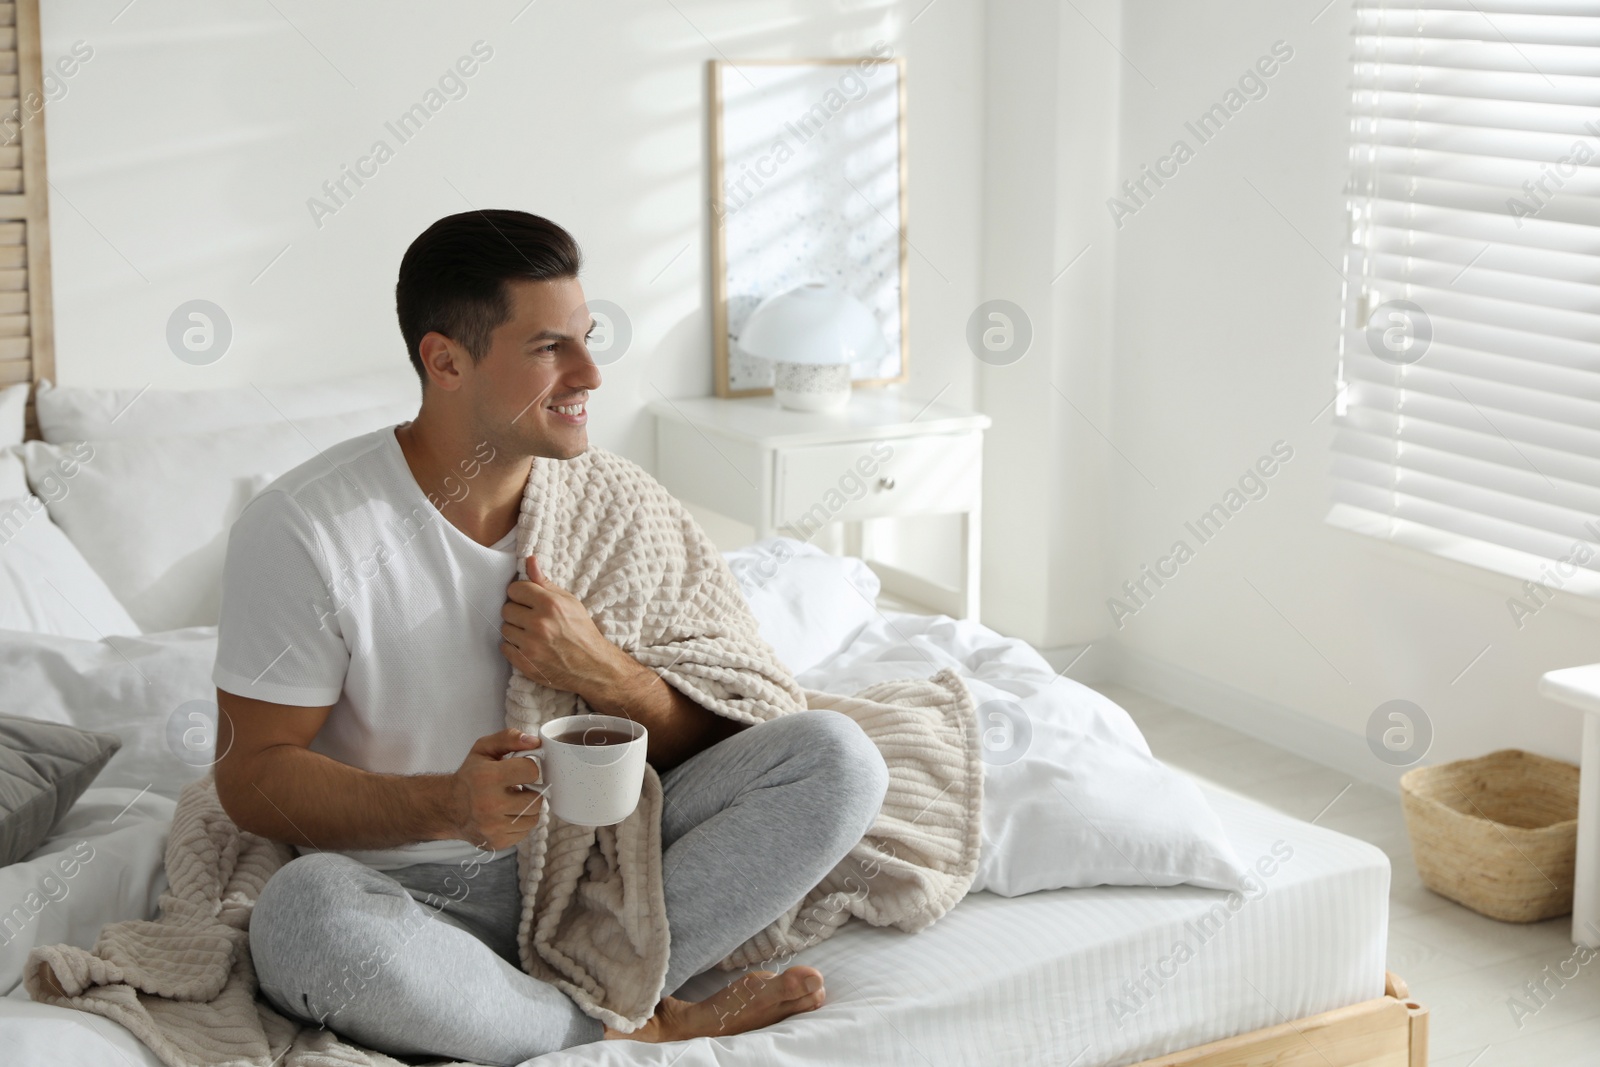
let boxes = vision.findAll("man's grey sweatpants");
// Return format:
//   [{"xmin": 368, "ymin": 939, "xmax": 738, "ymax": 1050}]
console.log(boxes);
[{"xmin": 248, "ymin": 709, "xmax": 890, "ymax": 1065}]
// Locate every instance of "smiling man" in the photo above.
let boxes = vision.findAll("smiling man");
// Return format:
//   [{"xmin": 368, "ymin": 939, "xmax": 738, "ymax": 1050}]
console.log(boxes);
[{"xmin": 201, "ymin": 210, "xmax": 890, "ymax": 1063}]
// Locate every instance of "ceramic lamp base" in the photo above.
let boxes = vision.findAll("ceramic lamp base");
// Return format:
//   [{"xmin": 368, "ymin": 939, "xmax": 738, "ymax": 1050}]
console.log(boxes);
[{"xmin": 773, "ymin": 361, "xmax": 851, "ymax": 411}]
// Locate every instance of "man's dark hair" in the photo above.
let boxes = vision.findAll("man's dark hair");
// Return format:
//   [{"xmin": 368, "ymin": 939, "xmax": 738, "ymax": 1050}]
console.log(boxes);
[{"xmin": 396, "ymin": 209, "xmax": 583, "ymax": 387}]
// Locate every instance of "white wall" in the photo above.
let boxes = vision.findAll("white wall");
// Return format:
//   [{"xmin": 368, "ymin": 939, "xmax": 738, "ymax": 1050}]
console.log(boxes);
[
  {"xmin": 1105, "ymin": 0, "xmax": 1600, "ymax": 782},
  {"xmin": 976, "ymin": 0, "xmax": 1119, "ymax": 651},
  {"xmin": 37, "ymin": 0, "xmax": 984, "ymax": 477}
]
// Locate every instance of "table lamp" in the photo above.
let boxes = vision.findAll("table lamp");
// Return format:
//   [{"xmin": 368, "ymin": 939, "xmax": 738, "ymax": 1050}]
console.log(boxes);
[{"xmin": 737, "ymin": 282, "xmax": 886, "ymax": 411}]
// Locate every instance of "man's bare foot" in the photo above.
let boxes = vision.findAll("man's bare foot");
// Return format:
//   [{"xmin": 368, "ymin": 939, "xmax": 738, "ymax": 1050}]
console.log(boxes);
[{"xmin": 602, "ymin": 965, "xmax": 826, "ymax": 1042}]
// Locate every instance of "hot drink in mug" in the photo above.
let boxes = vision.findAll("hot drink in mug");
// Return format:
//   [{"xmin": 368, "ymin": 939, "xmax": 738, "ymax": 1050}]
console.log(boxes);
[{"xmin": 500, "ymin": 714, "xmax": 647, "ymax": 826}]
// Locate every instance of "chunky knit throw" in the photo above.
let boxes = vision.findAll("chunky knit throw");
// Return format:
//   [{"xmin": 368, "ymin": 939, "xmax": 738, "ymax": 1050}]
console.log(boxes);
[{"xmin": 25, "ymin": 445, "xmax": 984, "ymax": 1066}]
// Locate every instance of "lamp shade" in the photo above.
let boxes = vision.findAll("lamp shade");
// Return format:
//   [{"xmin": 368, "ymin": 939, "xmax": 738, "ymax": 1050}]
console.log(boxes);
[{"xmin": 738, "ymin": 283, "xmax": 886, "ymax": 366}]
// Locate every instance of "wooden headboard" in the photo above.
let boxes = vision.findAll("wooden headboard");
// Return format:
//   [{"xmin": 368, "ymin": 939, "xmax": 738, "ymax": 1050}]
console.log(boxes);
[{"xmin": 0, "ymin": 0, "xmax": 54, "ymax": 443}]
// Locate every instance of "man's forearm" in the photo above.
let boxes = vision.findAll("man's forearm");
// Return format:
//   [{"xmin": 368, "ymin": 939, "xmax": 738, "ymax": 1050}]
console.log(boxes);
[
  {"xmin": 222, "ymin": 743, "xmax": 463, "ymax": 851},
  {"xmin": 584, "ymin": 657, "xmax": 746, "ymax": 772}
]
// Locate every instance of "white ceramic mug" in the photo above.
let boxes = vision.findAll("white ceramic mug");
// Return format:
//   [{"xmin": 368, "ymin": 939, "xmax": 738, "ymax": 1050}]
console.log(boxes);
[{"xmin": 502, "ymin": 714, "xmax": 648, "ymax": 826}]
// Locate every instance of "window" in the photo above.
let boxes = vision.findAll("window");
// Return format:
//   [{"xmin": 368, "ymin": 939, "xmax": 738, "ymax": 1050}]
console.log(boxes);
[{"xmin": 1329, "ymin": 1, "xmax": 1600, "ymax": 599}]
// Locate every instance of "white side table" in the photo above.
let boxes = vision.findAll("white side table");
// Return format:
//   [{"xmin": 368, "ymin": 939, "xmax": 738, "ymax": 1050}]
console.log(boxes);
[
  {"xmin": 1538, "ymin": 663, "xmax": 1600, "ymax": 947},
  {"xmin": 646, "ymin": 391, "xmax": 992, "ymax": 620}
]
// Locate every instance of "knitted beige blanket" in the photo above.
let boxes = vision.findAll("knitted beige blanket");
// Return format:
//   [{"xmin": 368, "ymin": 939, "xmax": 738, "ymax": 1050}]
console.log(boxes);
[{"xmin": 25, "ymin": 445, "xmax": 984, "ymax": 1066}]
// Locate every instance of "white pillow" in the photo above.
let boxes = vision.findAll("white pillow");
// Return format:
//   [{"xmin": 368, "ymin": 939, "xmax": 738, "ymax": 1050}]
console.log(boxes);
[
  {"xmin": 793, "ymin": 611, "xmax": 1250, "ymax": 894},
  {"xmin": 0, "ymin": 449, "xmax": 23, "ymax": 501},
  {"xmin": 964, "ymin": 674, "xmax": 1248, "ymax": 894},
  {"xmin": 33, "ymin": 367, "xmax": 419, "ymax": 442},
  {"xmin": 0, "ymin": 382, "xmax": 27, "ymax": 499},
  {"xmin": 0, "ymin": 626, "xmax": 220, "ymax": 799},
  {"xmin": 21, "ymin": 402, "xmax": 415, "ymax": 631},
  {"xmin": 0, "ymin": 495, "xmax": 141, "ymax": 639},
  {"xmin": 0, "ymin": 381, "xmax": 25, "ymax": 442},
  {"xmin": 722, "ymin": 537, "xmax": 881, "ymax": 675}
]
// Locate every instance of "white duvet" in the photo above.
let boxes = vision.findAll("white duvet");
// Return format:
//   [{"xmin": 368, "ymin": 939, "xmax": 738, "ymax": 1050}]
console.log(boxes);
[
  {"xmin": 795, "ymin": 610, "xmax": 1248, "ymax": 895},
  {"xmin": 0, "ymin": 787, "xmax": 175, "ymax": 997}
]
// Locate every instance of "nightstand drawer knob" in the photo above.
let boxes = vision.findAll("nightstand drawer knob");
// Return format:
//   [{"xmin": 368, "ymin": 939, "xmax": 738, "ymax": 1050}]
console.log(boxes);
[{"xmin": 878, "ymin": 476, "xmax": 896, "ymax": 491}]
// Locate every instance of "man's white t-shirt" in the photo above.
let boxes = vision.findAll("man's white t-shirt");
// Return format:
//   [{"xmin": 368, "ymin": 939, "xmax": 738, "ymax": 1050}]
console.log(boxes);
[{"xmin": 212, "ymin": 422, "xmax": 523, "ymax": 870}]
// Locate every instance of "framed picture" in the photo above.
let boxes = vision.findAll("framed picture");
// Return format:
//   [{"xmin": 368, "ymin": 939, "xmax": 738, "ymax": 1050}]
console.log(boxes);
[{"xmin": 708, "ymin": 54, "xmax": 910, "ymax": 397}]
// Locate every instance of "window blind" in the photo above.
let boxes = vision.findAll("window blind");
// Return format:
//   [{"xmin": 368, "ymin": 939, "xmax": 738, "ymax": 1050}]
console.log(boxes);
[{"xmin": 1329, "ymin": 0, "xmax": 1600, "ymax": 598}]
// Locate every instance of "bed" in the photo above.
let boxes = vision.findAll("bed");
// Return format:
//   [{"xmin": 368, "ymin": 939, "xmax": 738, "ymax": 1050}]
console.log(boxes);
[
  {"xmin": 0, "ymin": 772, "xmax": 1416, "ymax": 1067},
  {"xmin": 0, "ymin": 373, "xmax": 1428, "ymax": 1066}
]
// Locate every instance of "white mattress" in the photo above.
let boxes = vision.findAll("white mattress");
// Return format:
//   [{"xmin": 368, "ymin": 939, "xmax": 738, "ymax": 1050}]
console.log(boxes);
[{"xmin": 1, "ymin": 781, "xmax": 1389, "ymax": 1067}]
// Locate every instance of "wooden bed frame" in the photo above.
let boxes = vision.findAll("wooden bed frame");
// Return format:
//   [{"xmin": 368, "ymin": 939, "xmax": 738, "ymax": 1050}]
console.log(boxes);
[{"xmin": 1130, "ymin": 971, "xmax": 1427, "ymax": 1067}]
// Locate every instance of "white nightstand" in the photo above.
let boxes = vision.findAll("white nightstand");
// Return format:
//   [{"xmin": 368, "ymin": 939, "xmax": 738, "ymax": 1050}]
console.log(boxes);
[{"xmin": 647, "ymin": 391, "xmax": 991, "ymax": 620}]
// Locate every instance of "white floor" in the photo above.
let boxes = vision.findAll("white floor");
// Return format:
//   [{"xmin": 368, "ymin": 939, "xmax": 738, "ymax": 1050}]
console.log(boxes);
[{"xmin": 1093, "ymin": 683, "xmax": 1598, "ymax": 1067}]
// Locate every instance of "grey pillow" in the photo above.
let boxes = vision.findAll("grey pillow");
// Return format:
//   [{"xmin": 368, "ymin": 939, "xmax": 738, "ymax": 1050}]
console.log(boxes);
[{"xmin": 0, "ymin": 712, "xmax": 122, "ymax": 867}]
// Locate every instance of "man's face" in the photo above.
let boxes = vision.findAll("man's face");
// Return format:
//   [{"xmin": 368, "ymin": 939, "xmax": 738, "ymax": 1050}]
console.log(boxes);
[{"xmin": 459, "ymin": 276, "xmax": 601, "ymax": 461}]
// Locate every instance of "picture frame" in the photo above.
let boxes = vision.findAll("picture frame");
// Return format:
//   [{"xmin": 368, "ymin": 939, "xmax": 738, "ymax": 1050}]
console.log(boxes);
[{"xmin": 707, "ymin": 54, "xmax": 910, "ymax": 398}]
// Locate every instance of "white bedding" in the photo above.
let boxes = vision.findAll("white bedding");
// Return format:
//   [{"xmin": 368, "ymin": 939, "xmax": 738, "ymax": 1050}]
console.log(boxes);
[
  {"xmin": 0, "ymin": 606, "xmax": 1390, "ymax": 1067},
  {"xmin": 0, "ymin": 787, "xmax": 176, "ymax": 996},
  {"xmin": 590, "ymin": 785, "xmax": 1390, "ymax": 1066},
  {"xmin": 0, "ymin": 782, "xmax": 1388, "ymax": 1067}
]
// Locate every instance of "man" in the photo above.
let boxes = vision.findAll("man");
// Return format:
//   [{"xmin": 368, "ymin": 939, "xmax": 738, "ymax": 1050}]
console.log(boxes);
[{"xmin": 207, "ymin": 210, "xmax": 891, "ymax": 1063}]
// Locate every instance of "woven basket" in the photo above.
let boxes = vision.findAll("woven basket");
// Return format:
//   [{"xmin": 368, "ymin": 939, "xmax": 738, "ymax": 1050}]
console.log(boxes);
[{"xmin": 1399, "ymin": 749, "xmax": 1579, "ymax": 923}]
